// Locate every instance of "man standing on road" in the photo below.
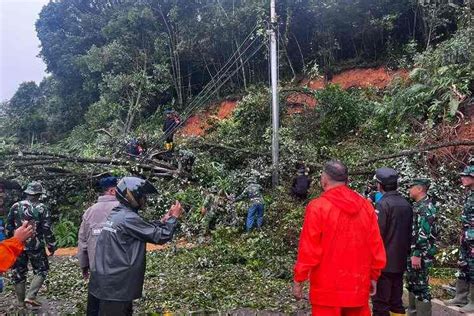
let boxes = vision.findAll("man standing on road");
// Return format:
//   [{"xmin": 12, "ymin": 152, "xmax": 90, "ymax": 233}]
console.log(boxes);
[
  {"xmin": 406, "ymin": 179, "xmax": 438, "ymax": 316},
  {"xmin": 293, "ymin": 160, "xmax": 386, "ymax": 315},
  {"xmin": 6, "ymin": 181, "xmax": 57, "ymax": 308},
  {"xmin": 444, "ymin": 165, "xmax": 474, "ymax": 312},
  {"xmin": 78, "ymin": 177, "xmax": 120, "ymax": 316},
  {"xmin": 372, "ymin": 168, "xmax": 413, "ymax": 316},
  {"xmin": 89, "ymin": 177, "xmax": 183, "ymax": 315}
]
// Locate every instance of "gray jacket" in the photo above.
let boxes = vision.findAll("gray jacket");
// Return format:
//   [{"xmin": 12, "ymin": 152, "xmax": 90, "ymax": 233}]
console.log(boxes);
[
  {"xmin": 89, "ymin": 204, "xmax": 177, "ymax": 301},
  {"xmin": 77, "ymin": 195, "xmax": 120, "ymax": 270}
]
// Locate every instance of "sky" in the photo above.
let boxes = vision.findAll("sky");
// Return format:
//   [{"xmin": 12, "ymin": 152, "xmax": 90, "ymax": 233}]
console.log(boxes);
[{"xmin": 0, "ymin": 0, "xmax": 50, "ymax": 101}]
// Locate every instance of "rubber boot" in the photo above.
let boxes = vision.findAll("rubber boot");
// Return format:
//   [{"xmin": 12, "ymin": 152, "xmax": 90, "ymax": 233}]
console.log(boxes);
[
  {"xmin": 415, "ymin": 300, "xmax": 432, "ymax": 316},
  {"xmin": 407, "ymin": 292, "xmax": 417, "ymax": 316},
  {"xmin": 24, "ymin": 275, "xmax": 45, "ymax": 307},
  {"xmin": 445, "ymin": 279, "xmax": 469, "ymax": 306},
  {"xmin": 14, "ymin": 282, "xmax": 26, "ymax": 308},
  {"xmin": 460, "ymin": 283, "xmax": 474, "ymax": 313}
]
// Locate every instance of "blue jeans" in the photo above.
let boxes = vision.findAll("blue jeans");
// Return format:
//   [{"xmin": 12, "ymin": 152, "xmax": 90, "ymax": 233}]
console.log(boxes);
[
  {"xmin": 246, "ymin": 203, "xmax": 264, "ymax": 231},
  {"xmin": 0, "ymin": 218, "xmax": 5, "ymax": 241}
]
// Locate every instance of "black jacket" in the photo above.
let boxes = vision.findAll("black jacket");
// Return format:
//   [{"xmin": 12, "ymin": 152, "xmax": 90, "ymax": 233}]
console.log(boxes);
[
  {"xmin": 163, "ymin": 117, "xmax": 178, "ymax": 133},
  {"xmin": 89, "ymin": 204, "xmax": 177, "ymax": 301},
  {"xmin": 291, "ymin": 175, "xmax": 310, "ymax": 195},
  {"xmin": 376, "ymin": 191, "xmax": 413, "ymax": 273}
]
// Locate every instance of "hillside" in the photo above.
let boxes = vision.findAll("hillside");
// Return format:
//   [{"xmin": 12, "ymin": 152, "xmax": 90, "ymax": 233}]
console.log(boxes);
[{"xmin": 0, "ymin": 0, "xmax": 473, "ymax": 314}]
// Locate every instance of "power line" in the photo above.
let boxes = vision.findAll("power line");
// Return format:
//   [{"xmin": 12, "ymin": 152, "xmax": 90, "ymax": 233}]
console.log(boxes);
[{"xmin": 147, "ymin": 25, "xmax": 265, "ymax": 153}]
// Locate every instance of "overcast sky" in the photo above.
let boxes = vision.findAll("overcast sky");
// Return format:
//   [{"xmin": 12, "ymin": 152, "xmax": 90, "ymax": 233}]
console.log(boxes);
[{"xmin": 0, "ymin": 0, "xmax": 50, "ymax": 101}]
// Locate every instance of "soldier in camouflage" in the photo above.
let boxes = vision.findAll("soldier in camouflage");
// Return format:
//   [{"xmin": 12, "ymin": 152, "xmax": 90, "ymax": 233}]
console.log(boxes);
[
  {"xmin": 445, "ymin": 165, "xmax": 474, "ymax": 312},
  {"xmin": 406, "ymin": 178, "xmax": 438, "ymax": 316},
  {"xmin": 6, "ymin": 181, "xmax": 57, "ymax": 308},
  {"xmin": 200, "ymin": 187, "xmax": 224, "ymax": 235},
  {"xmin": 177, "ymin": 149, "xmax": 196, "ymax": 173},
  {"xmin": 235, "ymin": 177, "xmax": 264, "ymax": 231}
]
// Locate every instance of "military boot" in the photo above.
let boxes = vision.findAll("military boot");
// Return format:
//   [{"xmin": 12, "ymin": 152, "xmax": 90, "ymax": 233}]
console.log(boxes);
[
  {"xmin": 14, "ymin": 282, "xmax": 26, "ymax": 308},
  {"xmin": 415, "ymin": 300, "xmax": 431, "ymax": 316},
  {"xmin": 407, "ymin": 292, "xmax": 417, "ymax": 316},
  {"xmin": 445, "ymin": 279, "xmax": 469, "ymax": 306},
  {"xmin": 460, "ymin": 283, "xmax": 474, "ymax": 313},
  {"xmin": 24, "ymin": 275, "xmax": 45, "ymax": 307}
]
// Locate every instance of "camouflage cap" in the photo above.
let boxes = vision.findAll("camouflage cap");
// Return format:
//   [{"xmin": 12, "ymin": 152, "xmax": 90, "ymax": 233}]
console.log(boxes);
[
  {"xmin": 460, "ymin": 165, "xmax": 474, "ymax": 177},
  {"xmin": 24, "ymin": 181, "xmax": 45, "ymax": 195},
  {"xmin": 408, "ymin": 178, "xmax": 431, "ymax": 189}
]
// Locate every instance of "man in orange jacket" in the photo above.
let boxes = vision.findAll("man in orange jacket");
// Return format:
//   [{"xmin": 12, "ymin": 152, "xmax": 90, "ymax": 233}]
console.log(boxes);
[
  {"xmin": 293, "ymin": 160, "xmax": 386, "ymax": 316},
  {"xmin": 1, "ymin": 221, "xmax": 34, "ymax": 272}
]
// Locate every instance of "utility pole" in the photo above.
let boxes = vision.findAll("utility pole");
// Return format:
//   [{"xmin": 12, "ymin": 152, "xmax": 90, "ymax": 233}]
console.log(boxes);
[{"xmin": 269, "ymin": 0, "xmax": 279, "ymax": 187}]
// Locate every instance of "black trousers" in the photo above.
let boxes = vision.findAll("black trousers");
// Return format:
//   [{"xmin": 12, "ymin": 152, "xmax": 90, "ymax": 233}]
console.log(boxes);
[
  {"xmin": 86, "ymin": 291, "xmax": 100, "ymax": 316},
  {"xmin": 99, "ymin": 300, "xmax": 133, "ymax": 316},
  {"xmin": 372, "ymin": 272, "xmax": 405, "ymax": 316}
]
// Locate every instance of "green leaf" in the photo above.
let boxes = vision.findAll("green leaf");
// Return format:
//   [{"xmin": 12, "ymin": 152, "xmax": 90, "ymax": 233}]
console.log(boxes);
[{"xmin": 448, "ymin": 97, "xmax": 460, "ymax": 117}]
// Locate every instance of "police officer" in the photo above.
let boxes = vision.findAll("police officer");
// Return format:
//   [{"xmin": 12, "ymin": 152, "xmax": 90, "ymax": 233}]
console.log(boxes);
[
  {"xmin": 406, "ymin": 179, "xmax": 438, "ymax": 316},
  {"xmin": 89, "ymin": 177, "xmax": 182, "ymax": 315},
  {"xmin": 445, "ymin": 165, "xmax": 474, "ymax": 312},
  {"xmin": 6, "ymin": 181, "xmax": 57, "ymax": 307},
  {"xmin": 372, "ymin": 167, "xmax": 413, "ymax": 316}
]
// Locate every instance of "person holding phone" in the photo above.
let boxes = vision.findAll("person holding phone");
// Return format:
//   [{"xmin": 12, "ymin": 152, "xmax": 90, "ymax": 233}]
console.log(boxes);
[
  {"xmin": 89, "ymin": 177, "xmax": 183, "ymax": 315},
  {"xmin": 6, "ymin": 181, "xmax": 57, "ymax": 308}
]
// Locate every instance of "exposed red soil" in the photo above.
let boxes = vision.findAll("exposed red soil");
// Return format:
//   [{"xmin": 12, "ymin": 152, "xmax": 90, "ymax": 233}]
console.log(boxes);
[
  {"xmin": 426, "ymin": 115, "xmax": 474, "ymax": 166},
  {"xmin": 179, "ymin": 115, "xmax": 209, "ymax": 137},
  {"xmin": 53, "ymin": 239, "xmax": 195, "ymax": 257},
  {"xmin": 181, "ymin": 67, "xmax": 409, "ymax": 133},
  {"xmin": 306, "ymin": 67, "xmax": 408, "ymax": 90},
  {"xmin": 286, "ymin": 67, "xmax": 408, "ymax": 114},
  {"xmin": 180, "ymin": 100, "xmax": 238, "ymax": 137},
  {"xmin": 286, "ymin": 93, "xmax": 318, "ymax": 114}
]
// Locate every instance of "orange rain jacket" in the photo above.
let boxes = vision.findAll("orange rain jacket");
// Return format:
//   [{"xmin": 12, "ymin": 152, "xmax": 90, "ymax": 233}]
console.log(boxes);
[
  {"xmin": 0, "ymin": 237, "xmax": 23, "ymax": 272},
  {"xmin": 294, "ymin": 185, "xmax": 386, "ymax": 307}
]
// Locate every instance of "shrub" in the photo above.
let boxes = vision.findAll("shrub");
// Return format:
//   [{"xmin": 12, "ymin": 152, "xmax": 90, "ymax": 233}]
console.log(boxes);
[{"xmin": 54, "ymin": 218, "xmax": 79, "ymax": 247}]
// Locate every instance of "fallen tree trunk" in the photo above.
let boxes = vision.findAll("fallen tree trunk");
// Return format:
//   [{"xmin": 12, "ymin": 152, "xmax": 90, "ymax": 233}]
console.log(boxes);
[
  {"xmin": 357, "ymin": 140, "xmax": 473, "ymax": 166},
  {"xmin": 1, "ymin": 150, "xmax": 179, "ymax": 178}
]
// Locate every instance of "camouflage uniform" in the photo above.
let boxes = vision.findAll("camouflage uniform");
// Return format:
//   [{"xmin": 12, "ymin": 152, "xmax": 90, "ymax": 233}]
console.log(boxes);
[
  {"xmin": 406, "ymin": 196, "xmax": 438, "ymax": 302},
  {"xmin": 177, "ymin": 149, "xmax": 196, "ymax": 173},
  {"xmin": 236, "ymin": 181, "xmax": 264, "ymax": 231},
  {"xmin": 201, "ymin": 192, "xmax": 224, "ymax": 234},
  {"xmin": 6, "ymin": 199, "xmax": 56, "ymax": 283},
  {"xmin": 458, "ymin": 188, "xmax": 474, "ymax": 282}
]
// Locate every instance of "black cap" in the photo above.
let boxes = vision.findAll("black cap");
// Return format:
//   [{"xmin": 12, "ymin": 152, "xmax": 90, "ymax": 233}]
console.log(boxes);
[
  {"xmin": 99, "ymin": 176, "xmax": 118, "ymax": 190},
  {"xmin": 375, "ymin": 167, "xmax": 398, "ymax": 185}
]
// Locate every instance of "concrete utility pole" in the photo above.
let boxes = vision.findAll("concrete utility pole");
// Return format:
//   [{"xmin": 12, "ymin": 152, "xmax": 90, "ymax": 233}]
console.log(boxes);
[{"xmin": 269, "ymin": 0, "xmax": 279, "ymax": 187}]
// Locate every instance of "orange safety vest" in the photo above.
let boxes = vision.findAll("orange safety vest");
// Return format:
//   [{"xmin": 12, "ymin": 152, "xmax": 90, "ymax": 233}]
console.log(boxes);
[{"xmin": 0, "ymin": 237, "xmax": 23, "ymax": 272}]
